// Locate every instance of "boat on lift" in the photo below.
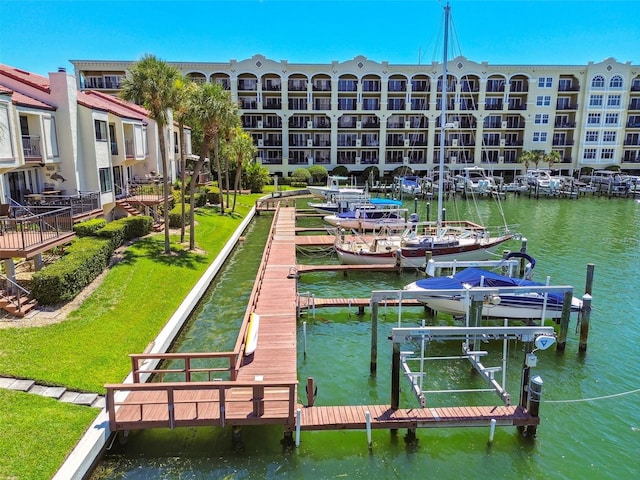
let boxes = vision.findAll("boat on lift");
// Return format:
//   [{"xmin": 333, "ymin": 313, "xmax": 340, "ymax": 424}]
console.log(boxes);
[{"xmin": 403, "ymin": 253, "xmax": 583, "ymax": 320}]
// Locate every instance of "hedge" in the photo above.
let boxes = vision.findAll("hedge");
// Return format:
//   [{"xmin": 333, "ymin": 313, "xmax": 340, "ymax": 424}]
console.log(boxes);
[
  {"xmin": 118, "ymin": 215, "xmax": 153, "ymax": 240},
  {"xmin": 73, "ymin": 218, "xmax": 107, "ymax": 237},
  {"xmin": 169, "ymin": 203, "xmax": 192, "ymax": 228},
  {"xmin": 31, "ymin": 237, "xmax": 114, "ymax": 305}
]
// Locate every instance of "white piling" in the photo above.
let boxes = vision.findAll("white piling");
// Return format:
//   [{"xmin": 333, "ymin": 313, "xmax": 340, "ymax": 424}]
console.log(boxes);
[
  {"xmin": 295, "ymin": 408, "xmax": 301, "ymax": 447},
  {"xmin": 488, "ymin": 418, "xmax": 497, "ymax": 444},
  {"xmin": 365, "ymin": 410, "xmax": 372, "ymax": 447},
  {"xmin": 312, "ymin": 294, "xmax": 316, "ymax": 318},
  {"xmin": 303, "ymin": 321, "xmax": 307, "ymax": 358}
]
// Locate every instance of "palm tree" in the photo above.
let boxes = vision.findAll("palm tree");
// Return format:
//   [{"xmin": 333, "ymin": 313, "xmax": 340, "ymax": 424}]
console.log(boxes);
[
  {"xmin": 518, "ymin": 150, "xmax": 535, "ymax": 172},
  {"xmin": 531, "ymin": 149, "xmax": 545, "ymax": 170},
  {"xmin": 188, "ymin": 82, "xmax": 239, "ymax": 249},
  {"xmin": 172, "ymin": 77, "xmax": 197, "ymax": 243},
  {"xmin": 546, "ymin": 150, "xmax": 562, "ymax": 171},
  {"xmin": 120, "ymin": 54, "xmax": 179, "ymax": 254},
  {"xmin": 226, "ymin": 127, "xmax": 257, "ymax": 212}
]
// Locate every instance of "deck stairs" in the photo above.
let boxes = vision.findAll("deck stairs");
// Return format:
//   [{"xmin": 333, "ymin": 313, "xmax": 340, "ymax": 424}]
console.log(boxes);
[
  {"xmin": 0, "ymin": 289, "xmax": 38, "ymax": 317},
  {"xmin": 117, "ymin": 199, "xmax": 164, "ymax": 232}
]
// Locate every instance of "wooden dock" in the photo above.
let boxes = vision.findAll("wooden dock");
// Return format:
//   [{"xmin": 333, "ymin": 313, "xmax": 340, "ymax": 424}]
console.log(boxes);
[{"xmin": 105, "ymin": 204, "xmax": 542, "ymax": 439}]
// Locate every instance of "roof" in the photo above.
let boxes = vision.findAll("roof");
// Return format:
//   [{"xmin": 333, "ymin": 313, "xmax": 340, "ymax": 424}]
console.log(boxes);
[
  {"xmin": 0, "ymin": 64, "xmax": 50, "ymax": 93},
  {"xmin": 78, "ymin": 90, "xmax": 148, "ymax": 122}
]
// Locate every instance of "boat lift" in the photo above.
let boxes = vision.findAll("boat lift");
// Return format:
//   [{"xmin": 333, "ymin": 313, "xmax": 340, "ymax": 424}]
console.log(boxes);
[
  {"xmin": 369, "ymin": 286, "xmax": 568, "ymax": 409},
  {"xmin": 391, "ymin": 325, "xmax": 555, "ymax": 407}
]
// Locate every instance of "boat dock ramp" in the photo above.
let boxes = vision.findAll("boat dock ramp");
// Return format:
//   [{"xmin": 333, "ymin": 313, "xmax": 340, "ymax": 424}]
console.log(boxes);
[{"xmin": 105, "ymin": 204, "xmax": 589, "ymax": 448}]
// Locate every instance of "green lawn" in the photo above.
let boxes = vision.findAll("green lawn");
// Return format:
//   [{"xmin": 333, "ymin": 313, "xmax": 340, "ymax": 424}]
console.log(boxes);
[{"xmin": 0, "ymin": 194, "xmax": 265, "ymax": 480}]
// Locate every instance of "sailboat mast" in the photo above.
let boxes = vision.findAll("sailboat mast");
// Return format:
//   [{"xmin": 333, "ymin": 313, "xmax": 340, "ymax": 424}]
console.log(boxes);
[{"xmin": 437, "ymin": 2, "xmax": 450, "ymax": 227}]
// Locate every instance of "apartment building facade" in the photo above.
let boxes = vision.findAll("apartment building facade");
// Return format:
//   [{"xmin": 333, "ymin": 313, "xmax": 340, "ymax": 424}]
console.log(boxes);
[
  {"xmin": 0, "ymin": 64, "xmax": 188, "ymax": 216},
  {"xmin": 71, "ymin": 54, "xmax": 640, "ymax": 179}
]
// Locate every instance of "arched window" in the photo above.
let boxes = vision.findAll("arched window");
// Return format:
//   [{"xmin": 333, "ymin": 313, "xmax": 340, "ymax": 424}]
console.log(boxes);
[
  {"xmin": 609, "ymin": 75, "xmax": 623, "ymax": 88},
  {"xmin": 591, "ymin": 75, "xmax": 605, "ymax": 88}
]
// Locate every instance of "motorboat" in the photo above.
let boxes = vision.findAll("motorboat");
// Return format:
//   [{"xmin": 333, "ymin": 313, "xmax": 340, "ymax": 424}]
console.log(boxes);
[
  {"xmin": 324, "ymin": 203, "xmax": 408, "ymax": 231},
  {"xmin": 454, "ymin": 167, "xmax": 499, "ymax": 194},
  {"xmin": 307, "ymin": 175, "xmax": 364, "ymax": 198},
  {"xmin": 404, "ymin": 254, "xmax": 583, "ymax": 320},
  {"xmin": 397, "ymin": 175, "xmax": 422, "ymax": 195}
]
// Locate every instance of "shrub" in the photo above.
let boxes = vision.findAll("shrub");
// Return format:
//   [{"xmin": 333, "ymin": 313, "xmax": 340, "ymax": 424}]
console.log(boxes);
[
  {"xmin": 73, "ymin": 218, "xmax": 107, "ymax": 237},
  {"xmin": 291, "ymin": 168, "xmax": 311, "ymax": 182},
  {"xmin": 169, "ymin": 203, "xmax": 191, "ymax": 228},
  {"xmin": 95, "ymin": 221, "xmax": 127, "ymax": 252},
  {"xmin": 31, "ymin": 237, "xmax": 113, "ymax": 305},
  {"xmin": 119, "ymin": 215, "xmax": 153, "ymax": 240}
]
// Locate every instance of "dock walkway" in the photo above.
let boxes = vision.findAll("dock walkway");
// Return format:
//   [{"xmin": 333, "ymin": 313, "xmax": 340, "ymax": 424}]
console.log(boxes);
[{"xmin": 105, "ymin": 205, "xmax": 540, "ymax": 437}]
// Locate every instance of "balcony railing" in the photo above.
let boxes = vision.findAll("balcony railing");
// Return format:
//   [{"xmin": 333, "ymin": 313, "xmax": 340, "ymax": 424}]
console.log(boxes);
[
  {"xmin": 0, "ymin": 206, "xmax": 75, "ymax": 253},
  {"xmin": 22, "ymin": 192, "xmax": 101, "ymax": 216},
  {"xmin": 22, "ymin": 136, "xmax": 42, "ymax": 159}
]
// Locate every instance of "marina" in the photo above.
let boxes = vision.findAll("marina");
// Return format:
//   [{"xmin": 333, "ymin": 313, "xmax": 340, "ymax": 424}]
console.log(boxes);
[{"xmin": 89, "ymin": 192, "xmax": 640, "ymax": 480}]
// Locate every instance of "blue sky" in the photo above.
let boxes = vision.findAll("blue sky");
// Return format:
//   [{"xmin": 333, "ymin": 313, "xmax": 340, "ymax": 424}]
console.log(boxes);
[{"xmin": 1, "ymin": 0, "xmax": 639, "ymax": 76}]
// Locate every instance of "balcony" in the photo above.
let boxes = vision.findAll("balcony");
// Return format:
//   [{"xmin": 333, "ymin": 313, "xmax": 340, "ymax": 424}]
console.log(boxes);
[
  {"xmin": 554, "ymin": 121, "xmax": 576, "ymax": 128},
  {"xmin": 629, "ymin": 100, "xmax": 640, "ymax": 111},
  {"xmin": 288, "ymin": 81, "xmax": 308, "ymax": 91},
  {"xmin": 556, "ymin": 103, "xmax": 578, "ymax": 110},
  {"xmin": 22, "ymin": 136, "xmax": 42, "ymax": 162},
  {"xmin": 0, "ymin": 207, "xmax": 75, "ymax": 260},
  {"xmin": 485, "ymin": 103, "xmax": 503, "ymax": 110},
  {"xmin": 558, "ymin": 84, "xmax": 580, "ymax": 92},
  {"xmin": 553, "ymin": 140, "xmax": 575, "ymax": 146}
]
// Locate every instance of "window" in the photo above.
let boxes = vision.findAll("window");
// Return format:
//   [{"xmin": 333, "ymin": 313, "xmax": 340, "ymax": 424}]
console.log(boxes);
[
  {"xmin": 587, "ymin": 113, "xmax": 601, "ymax": 125},
  {"xmin": 607, "ymin": 95, "xmax": 621, "ymax": 107},
  {"xmin": 536, "ymin": 95, "xmax": 551, "ymax": 106},
  {"xmin": 538, "ymin": 77, "xmax": 552, "ymax": 88},
  {"xmin": 609, "ymin": 75, "xmax": 623, "ymax": 88},
  {"xmin": 591, "ymin": 75, "xmax": 605, "ymax": 88},
  {"xmin": 585, "ymin": 131, "xmax": 599, "ymax": 142},
  {"xmin": 533, "ymin": 132, "xmax": 547, "ymax": 142},
  {"xmin": 605, "ymin": 113, "xmax": 619, "ymax": 125},
  {"xmin": 601, "ymin": 148, "xmax": 614, "ymax": 159},
  {"xmin": 534, "ymin": 114, "xmax": 549, "ymax": 124},
  {"xmin": 583, "ymin": 148, "xmax": 596, "ymax": 159},
  {"xmin": 603, "ymin": 131, "xmax": 616, "ymax": 142},
  {"xmin": 589, "ymin": 95, "xmax": 603, "ymax": 107},
  {"xmin": 94, "ymin": 120, "xmax": 108, "ymax": 141},
  {"xmin": 99, "ymin": 167, "xmax": 112, "ymax": 193}
]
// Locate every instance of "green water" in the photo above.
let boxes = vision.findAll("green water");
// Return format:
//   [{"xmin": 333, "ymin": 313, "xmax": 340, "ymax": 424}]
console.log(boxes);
[{"xmin": 91, "ymin": 195, "xmax": 640, "ymax": 480}]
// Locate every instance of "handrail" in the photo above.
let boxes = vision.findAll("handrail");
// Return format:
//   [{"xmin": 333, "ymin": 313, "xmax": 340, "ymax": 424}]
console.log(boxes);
[
  {"xmin": 130, "ymin": 352, "xmax": 237, "ymax": 383},
  {"xmin": 0, "ymin": 274, "xmax": 31, "ymax": 311},
  {"xmin": 232, "ymin": 203, "xmax": 282, "ymax": 375},
  {"xmin": 105, "ymin": 380, "xmax": 298, "ymax": 430}
]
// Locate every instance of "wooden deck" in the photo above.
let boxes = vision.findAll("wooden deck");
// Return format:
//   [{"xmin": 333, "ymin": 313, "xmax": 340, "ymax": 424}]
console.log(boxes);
[
  {"xmin": 298, "ymin": 404, "xmax": 537, "ymax": 430},
  {"xmin": 105, "ymin": 204, "xmax": 542, "ymax": 435}
]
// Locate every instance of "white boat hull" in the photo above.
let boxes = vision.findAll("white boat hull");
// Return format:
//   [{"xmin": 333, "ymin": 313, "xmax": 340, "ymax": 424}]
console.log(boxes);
[
  {"xmin": 407, "ymin": 294, "xmax": 581, "ymax": 320},
  {"xmin": 335, "ymin": 235, "xmax": 512, "ymax": 267}
]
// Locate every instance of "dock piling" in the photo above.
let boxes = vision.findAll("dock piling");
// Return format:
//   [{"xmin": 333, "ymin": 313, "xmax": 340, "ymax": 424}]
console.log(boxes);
[
  {"xmin": 295, "ymin": 408, "xmax": 301, "ymax": 447},
  {"xmin": 488, "ymin": 418, "xmax": 497, "ymax": 444},
  {"xmin": 579, "ymin": 294, "xmax": 592, "ymax": 353},
  {"xmin": 370, "ymin": 301, "xmax": 379, "ymax": 374},
  {"xmin": 365, "ymin": 411, "xmax": 372, "ymax": 447},
  {"xmin": 526, "ymin": 376, "xmax": 543, "ymax": 437}
]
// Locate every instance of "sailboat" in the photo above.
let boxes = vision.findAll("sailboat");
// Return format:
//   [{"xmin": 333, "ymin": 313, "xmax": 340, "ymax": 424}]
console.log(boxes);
[{"xmin": 334, "ymin": 3, "xmax": 514, "ymax": 268}]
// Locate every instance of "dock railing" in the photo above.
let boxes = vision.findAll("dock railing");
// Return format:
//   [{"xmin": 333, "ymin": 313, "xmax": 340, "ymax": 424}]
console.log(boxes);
[
  {"xmin": 130, "ymin": 352, "xmax": 239, "ymax": 383},
  {"xmin": 105, "ymin": 380, "xmax": 297, "ymax": 431}
]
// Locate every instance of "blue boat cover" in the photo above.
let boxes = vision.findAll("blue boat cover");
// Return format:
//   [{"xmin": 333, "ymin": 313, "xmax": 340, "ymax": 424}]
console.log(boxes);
[{"xmin": 415, "ymin": 268, "xmax": 564, "ymax": 303}]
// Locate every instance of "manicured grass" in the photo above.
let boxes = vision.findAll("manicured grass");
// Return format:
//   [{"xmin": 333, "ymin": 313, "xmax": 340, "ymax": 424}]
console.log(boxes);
[
  {"xmin": 0, "ymin": 194, "xmax": 264, "ymax": 479},
  {"xmin": 0, "ymin": 389, "xmax": 98, "ymax": 480}
]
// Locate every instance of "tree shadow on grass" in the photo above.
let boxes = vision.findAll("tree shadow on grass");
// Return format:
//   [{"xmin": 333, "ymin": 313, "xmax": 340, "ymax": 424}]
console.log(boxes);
[{"xmin": 118, "ymin": 236, "xmax": 210, "ymax": 270}]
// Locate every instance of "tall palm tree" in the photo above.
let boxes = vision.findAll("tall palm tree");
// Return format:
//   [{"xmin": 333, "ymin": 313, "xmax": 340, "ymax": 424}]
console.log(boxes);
[
  {"xmin": 172, "ymin": 77, "xmax": 197, "ymax": 243},
  {"xmin": 120, "ymin": 54, "xmax": 179, "ymax": 254},
  {"xmin": 188, "ymin": 82, "xmax": 239, "ymax": 249},
  {"xmin": 226, "ymin": 127, "xmax": 257, "ymax": 212}
]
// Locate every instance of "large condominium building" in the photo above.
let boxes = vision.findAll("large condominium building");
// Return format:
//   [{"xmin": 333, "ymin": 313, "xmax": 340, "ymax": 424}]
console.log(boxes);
[{"xmin": 71, "ymin": 54, "xmax": 640, "ymax": 178}]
